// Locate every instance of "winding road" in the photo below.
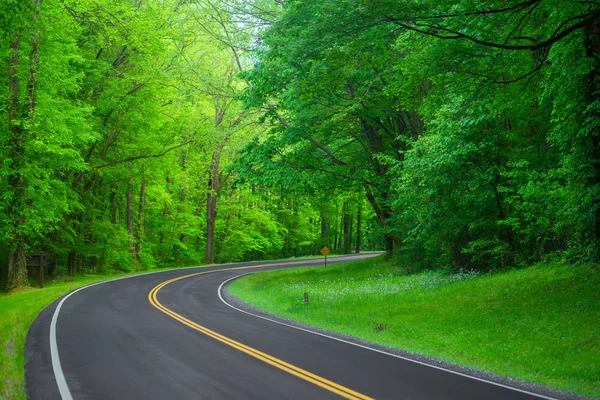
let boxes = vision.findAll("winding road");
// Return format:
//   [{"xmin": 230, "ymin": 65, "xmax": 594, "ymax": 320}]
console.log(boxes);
[{"xmin": 26, "ymin": 254, "xmax": 555, "ymax": 400}]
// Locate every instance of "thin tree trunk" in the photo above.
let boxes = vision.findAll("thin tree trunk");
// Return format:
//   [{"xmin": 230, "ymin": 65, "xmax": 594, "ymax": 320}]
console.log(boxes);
[
  {"xmin": 127, "ymin": 179, "xmax": 135, "ymax": 258},
  {"xmin": 194, "ymin": 194, "xmax": 204, "ymax": 252},
  {"xmin": 348, "ymin": 207, "xmax": 354, "ymax": 253},
  {"xmin": 67, "ymin": 250, "xmax": 76, "ymax": 276},
  {"xmin": 110, "ymin": 185, "xmax": 117, "ymax": 224},
  {"xmin": 333, "ymin": 204, "xmax": 339, "ymax": 250},
  {"xmin": 205, "ymin": 151, "xmax": 220, "ymax": 264},
  {"xmin": 320, "ymin": 211, "xmax": 329, "ymax": 242},
  {"xmin": 135, "ymin": 179, "xmax": 147, "ymax": 262},
  {"xmin": 355, "ymin": 199, "xmax": 362, "ymax": 253},
  {"xmin": 27, "ymin": 0, "xmax": 41, "ymax": 118},
  {"xmin": 175, "ymin": 153, "xmax": 188, "ymax": 251},
  {"xmin": 205, "ymin": 189, "xmax": 217, "ymax": 264},
  {"xmin": 343, "ymin": 201, "xmax": 351, "ymax": 254}
]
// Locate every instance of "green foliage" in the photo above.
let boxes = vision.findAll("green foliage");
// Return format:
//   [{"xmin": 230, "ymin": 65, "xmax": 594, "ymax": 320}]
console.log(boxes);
[
  {"xmin": 0, "ymin": 0, "xmax": 353, "ymax": 287},
  {"xmin": 237, "ymin": 0, "xmax": 600, "ymax": 268},
  {"xmin": 2, "ymin": 0, "xmax": 599, "ymax": 285}
]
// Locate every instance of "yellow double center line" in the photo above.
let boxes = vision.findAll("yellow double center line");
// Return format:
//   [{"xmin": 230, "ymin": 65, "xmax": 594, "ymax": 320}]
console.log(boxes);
[{"xmin": 148, "ymin": 262, "xmax": 373, "ymax": 400}]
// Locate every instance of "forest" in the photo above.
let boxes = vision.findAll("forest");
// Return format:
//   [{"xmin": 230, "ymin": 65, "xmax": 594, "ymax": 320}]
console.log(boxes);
[{"xmin": 1, "ymin": 0, "xmax": 599, "ymax": 292}]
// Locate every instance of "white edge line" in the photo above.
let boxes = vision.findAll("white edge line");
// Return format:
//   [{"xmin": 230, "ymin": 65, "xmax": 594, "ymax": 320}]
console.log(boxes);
[
  {"xmin": 217, "ymin": 272, "xmax": 559, "ymax": 400},
  {"xmin": 47, "ymin": 255, "xmax": 366, "ymax": 399},
  {"xmin": 49, "ymin": 270, "xmax": 174, "ymax": 400}
]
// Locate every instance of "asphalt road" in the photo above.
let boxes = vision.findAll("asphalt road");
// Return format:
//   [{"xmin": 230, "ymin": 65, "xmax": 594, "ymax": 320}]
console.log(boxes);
[{"xmin": 26, "ymin": 254, "xmax": 553, "ymax": 400}]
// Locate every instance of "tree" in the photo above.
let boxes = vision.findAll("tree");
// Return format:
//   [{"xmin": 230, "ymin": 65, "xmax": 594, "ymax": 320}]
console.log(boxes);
[
  {"xmin": 239, "ymin": 0, "xmax": 424, "ymax": 255},
  {"xmin": 1, "ymin": 0, "xmax": 95, "ymax": 290}
]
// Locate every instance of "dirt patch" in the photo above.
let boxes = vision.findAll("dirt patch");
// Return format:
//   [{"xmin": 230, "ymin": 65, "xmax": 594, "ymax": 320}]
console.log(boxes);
[{"xmin": 3, "ymin": 331, "xmax": 17, "ymax": 359}]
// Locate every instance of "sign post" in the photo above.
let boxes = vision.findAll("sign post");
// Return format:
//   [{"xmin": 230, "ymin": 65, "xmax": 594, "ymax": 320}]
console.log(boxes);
[
  {"xmin": 26, "ymin": 252, "xmax": 46, "ymax": 288},
  {"xmin": 320, "ymin": 245, "xmax": 330, "ymax": 267}
]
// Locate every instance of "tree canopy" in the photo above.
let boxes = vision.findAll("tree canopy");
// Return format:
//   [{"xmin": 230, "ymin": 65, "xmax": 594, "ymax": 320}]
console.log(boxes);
[{"xmin": 1, "ymin": 0, "xmax": 598, "ymax": 291}]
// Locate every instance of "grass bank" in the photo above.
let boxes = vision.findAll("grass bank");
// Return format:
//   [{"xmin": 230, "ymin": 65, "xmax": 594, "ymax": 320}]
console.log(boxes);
[
  {"xmin": 0, "ymin": 262, "xmax": 194, "ymax": 400},
  {"xmin": 227, "ymin": 257, "xmax": 600, "ymax": 398},
  {"xmin": 0, "ymin": 274, "xmax": 137, "ymax": 399}
]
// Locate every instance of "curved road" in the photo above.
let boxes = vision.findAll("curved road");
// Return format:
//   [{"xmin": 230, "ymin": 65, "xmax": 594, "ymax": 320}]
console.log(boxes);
[{"xmin": 26, "ymin": 254, "xmax": 552, "ymax": 400}]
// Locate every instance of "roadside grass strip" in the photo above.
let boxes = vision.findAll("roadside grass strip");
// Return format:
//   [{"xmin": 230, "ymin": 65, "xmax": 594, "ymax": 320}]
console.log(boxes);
[
  {"xmin": 0, "ymin": 275, "xmax": 125, "ymax": 399},
  {"xmin": 0, "ymin": 263, "xmax": 214, "ymax": 399},
  {"xmin": 227, "ymin": 257, "xmax": 600, "ymax": 398}
]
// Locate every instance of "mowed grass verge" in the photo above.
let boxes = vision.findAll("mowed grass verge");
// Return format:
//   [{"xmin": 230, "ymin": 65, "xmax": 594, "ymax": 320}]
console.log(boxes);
[
  {"xmin": 0, "ymin": 274, "xmax": 135, "ymax": 399},
  {"xmin": 227, "ymin": 257, "xmax": 600, "ymax": 398},
  {"xmin": 0, "ymin": 264, "xmax": 193, "ymax": 400}
]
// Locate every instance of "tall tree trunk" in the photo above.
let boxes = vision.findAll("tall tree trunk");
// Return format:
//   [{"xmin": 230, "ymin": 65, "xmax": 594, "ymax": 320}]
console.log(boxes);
[
  {"xmin": 205, "ymin": 190, "xmax": 217, "ymax": 264},
  {"xmin": 333, "ymin": 203, "xmax": 339, "ymax": 250},
  {"xmin": 6, "ymin": 0, "xmax": 41, "ymax": 290},
  {"xmin": 585, "ymin": 16, "xmax": 600, "ymax": 257},
  {"xmin": 203, "ymin": 98, "xmax": 235, "ymax": 264},
  {"xmin": 7, "ymin": 241, "xmax": 28, "ymax": 291},
  {"xmin": 361, "ymin": 119, "xmax": 401, "ymax": 256},
  {"xmin": 175, "ymin": 153, "xmax": 188, "ymax": 255},
  {"xmin": 343, "ymin": 201, "xmax": 351, "ymax": 254},
  {"xmin": 205, "ymin": 151, "xmax": 220, "ymax": 264},
  {"xmin": 355, "ymin": 199, "xmax": 362, "ymax": 253},
  {"xmin": 194, "ymin": 194, "xmax": 204, "ymax": 252},
  {"xmin": 364, "ymin": 184, "xmax": 396, "ymax": 255},
  {"xmin": 67, "ymin": 250, "xmax": 76, "ymax": 276},
  {"xmin": 6, "ymin": 33, "xmax": 29, "ymax": 291},
  {"xmin": 127, "ymin": 179, "xmax": 135, "ymax": 258},
  {"xmin": 135, "ymin": 179, "xmax": 147, "ymax": 262},
  {"xmin": 27, "ymin": 0, "xmax": 41, "ymax": 118},
  {"xmin": 109, "ymin": 184, "xmax": 117, "ymax": 224},
  {"xmin": 348, "ymin": 206, "xmax": 354, "ymax": 253},
  {"xmin": 320, "ymin": 211, "xmax": 329, "ymax": 242}
]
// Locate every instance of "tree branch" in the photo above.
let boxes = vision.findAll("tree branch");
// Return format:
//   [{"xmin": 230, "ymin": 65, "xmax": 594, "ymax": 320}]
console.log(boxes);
[
  {"xmin": 415, "ymin": 0, "xmax": 542, "ymax": 20},
  {"xmin": 267, "ymin": 105, "xmax": 348, "ymax": 166},
  {"xmin": 93, "ymin": 140, "xmax": 193, "ymax": 169},
  {"xmin": 387, "ymin": 10, "xmax": 600, "ymax": 51}
]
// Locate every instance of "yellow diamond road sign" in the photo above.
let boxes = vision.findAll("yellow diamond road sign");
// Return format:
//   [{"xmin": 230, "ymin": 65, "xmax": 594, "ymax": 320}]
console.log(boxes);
[{"xmin": 320, "ymin": 245, "xmax": 330, "ymax": 257}]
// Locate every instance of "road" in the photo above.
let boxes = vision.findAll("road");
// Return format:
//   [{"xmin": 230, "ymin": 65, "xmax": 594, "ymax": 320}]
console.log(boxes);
[{"xmin": 26, "ymin": 254, "xmax": 553, "ymax": 400}]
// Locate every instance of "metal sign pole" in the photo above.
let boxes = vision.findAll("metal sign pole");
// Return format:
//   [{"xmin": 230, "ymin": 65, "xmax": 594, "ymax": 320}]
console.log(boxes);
[{"xmin": 320, "ymin": 245, "xmax": 330, "ymax": 267}]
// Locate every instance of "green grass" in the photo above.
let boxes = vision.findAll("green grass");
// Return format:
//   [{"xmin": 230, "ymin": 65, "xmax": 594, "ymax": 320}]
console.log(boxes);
[
  {"xmin": 227, "ymin": 257, "xmax": 600, "ymax": 398},
  {"xmin": 1, "ymin": 275, "xmax": 116, "ymax": 399},
  {"xmin": 0, "ymin": 266, "xmax": 187, "ymax": 400}
]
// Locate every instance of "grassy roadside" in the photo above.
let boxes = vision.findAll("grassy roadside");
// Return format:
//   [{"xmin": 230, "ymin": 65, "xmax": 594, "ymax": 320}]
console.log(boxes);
[
  {"xmin": 227, "ymin": 257, "xmax": 600, "ymax": 398},
  {"xmin": 0, "ymin": 263, "xmax": 198, "ymax": 400},
  {"xmin": 0, "ymin": 273, "xmax": 144, "ymax": 399}
]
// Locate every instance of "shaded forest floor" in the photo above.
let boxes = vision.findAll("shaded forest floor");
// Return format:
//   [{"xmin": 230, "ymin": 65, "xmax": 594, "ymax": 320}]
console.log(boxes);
[{"xmin": 227, "ymin": 257, "xmax": 600, "ymax": 398}]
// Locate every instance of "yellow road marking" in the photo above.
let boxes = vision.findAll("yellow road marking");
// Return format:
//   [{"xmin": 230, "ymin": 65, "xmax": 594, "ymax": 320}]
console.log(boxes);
[{"xmin": 148, "ymin": 261, "xmax": 374, "ymax": 400}]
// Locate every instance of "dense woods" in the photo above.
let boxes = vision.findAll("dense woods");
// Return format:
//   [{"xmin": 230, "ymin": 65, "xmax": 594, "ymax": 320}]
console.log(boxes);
[{"xmin": 1, "ymin": 0, "xmax": 599, "ymax": 291}]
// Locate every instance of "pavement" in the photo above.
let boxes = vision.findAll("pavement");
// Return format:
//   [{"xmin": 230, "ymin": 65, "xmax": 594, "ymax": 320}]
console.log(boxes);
[{"xmin": 25, "ymin": 254, "xmax": 557, "ymax": 399}]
